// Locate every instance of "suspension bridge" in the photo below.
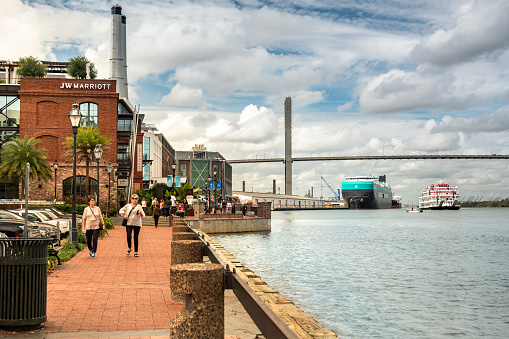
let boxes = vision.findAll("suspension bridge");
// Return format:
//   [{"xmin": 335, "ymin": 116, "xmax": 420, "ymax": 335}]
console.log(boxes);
[{"xmin": 206, "ymin": 97, "xmax": 509, "ymax": 195}]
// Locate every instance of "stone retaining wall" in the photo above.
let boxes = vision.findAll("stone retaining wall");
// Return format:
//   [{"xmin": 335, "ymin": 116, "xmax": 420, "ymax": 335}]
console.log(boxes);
[{"xmin": 187, "ymin": 218, "xmax": 270, "ymax": 233}]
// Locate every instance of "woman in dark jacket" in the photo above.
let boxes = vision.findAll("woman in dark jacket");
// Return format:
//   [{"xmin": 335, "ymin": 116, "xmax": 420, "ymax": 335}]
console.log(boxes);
[{"xmin": 152, "ymin": 202, "xmax": 160, "ymax": 227}]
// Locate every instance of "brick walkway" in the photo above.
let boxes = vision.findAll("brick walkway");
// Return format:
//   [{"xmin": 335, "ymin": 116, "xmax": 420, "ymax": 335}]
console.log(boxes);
[{"xmin": 44, "ymin": 225, "xmax": 183, "ymax": 338}]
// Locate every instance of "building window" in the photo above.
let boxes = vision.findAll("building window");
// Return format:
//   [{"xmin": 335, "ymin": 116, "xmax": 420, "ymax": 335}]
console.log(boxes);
[
  {"xmin": 117, "ymin": 119, "xmax": 132, "ymax": 131},
  {"xmin": 117, "ymin": 144, "xmax": 130, "ymax": 165},
  {"xmin": 143, "ymin": 137, "xmax": 150, "ymax": 161},
  {"xmin": 79, "ymin": 102, "xmax": 98, "ymax": 128},
  {"xmin": 63, "ymin": 176, "xmax": 97, "ymax": 199},
  {"xmin": 143, "ymin": 137, "xmax": 150, "ymax": 181},
  {"xmin": 180, "ymin": 164, "xmax": 187, "ymax": 177},
  {"xmin": 144, "ymin": 164, "xmax": 150, "ymax": 181}
]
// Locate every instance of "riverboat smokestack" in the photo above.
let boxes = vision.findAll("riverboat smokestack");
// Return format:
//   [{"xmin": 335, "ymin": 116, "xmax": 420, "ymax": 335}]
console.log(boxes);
[{"xmin": 110, "ymin": 4, "xmax": 128, "ymax": 99}]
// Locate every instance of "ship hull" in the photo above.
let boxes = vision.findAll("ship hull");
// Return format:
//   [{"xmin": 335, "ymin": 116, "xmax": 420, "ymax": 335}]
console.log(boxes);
[
  {"xmin": 342, "ymin": 188, "xmax": 393, "ymax": 209},
  {"xmin": 422, "ymin": 206, "xmax": 460, "ymax": 210}
]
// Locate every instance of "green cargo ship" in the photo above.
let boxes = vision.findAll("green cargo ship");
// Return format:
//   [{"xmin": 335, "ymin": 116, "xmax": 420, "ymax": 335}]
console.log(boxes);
[{"xmin": 341, "ymin": 175, "xmax": 393, "ymax": 209}]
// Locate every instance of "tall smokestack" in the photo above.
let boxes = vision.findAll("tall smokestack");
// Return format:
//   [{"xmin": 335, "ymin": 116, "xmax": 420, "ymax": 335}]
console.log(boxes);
[
  {"xmin": 121, "ymin": 14, "xmax": 128, "ymax": 99},
  {"xmin": 110, "ymin": 4, "xmax": 128, "ymax": 99}
]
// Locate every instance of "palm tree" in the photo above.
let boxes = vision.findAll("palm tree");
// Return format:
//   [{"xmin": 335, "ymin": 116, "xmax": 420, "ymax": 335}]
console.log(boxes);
[
  {"xmin": 63, "ymin": 127, "xmax": 111, "ymax": 197},
  {"xmin": 0, "ymin": 136, "xmax": 52, "ymax": 197}
]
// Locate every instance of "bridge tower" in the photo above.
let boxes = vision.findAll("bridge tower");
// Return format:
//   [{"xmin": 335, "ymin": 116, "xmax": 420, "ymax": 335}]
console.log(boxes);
[{"xmin": 285, "ymin": 97, "xmax": 292, "ymax": 195}]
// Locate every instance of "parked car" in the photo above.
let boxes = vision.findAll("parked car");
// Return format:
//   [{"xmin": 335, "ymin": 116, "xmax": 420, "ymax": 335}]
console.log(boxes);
[
  {"xmin": 0, "ymin": 210, "xmax": 57, "ymax": 239},
  {"xmin": 0, "ymin": 219, "xmax": 47, "ymax": 238},
  {"xmin": 10, "ymin": 210, "xmax": 70, "ymax": 236},
  {"xmin": 29, "ymin": 206, "xmax": 82, "ymax": 225}
]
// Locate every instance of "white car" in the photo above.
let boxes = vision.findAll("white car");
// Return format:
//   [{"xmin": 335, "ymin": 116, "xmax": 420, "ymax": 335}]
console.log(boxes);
[{"xmin": 11, "ymin": 210, "xmax": 70, "ymax": 236}]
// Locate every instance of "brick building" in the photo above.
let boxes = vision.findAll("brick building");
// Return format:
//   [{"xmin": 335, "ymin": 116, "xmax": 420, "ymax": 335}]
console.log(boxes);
[{"xmin": 0, "ymin": 77, "xmax": 143, "ymax": 207}]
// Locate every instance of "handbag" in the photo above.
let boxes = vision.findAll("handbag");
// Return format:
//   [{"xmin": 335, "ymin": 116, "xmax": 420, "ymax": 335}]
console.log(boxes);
[
  {"xmin": 122, "ymin": 206, "xmax": 134, "ymax": 226},
  {"xmin": 90, "ymin": 207, "xmax": 104, "ymax": 230}
]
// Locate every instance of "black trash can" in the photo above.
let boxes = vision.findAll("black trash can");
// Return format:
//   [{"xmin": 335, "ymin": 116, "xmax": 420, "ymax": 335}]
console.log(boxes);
[{"xmin": 0, "ymin": 238, "xmax": 51, "ymax": 331}]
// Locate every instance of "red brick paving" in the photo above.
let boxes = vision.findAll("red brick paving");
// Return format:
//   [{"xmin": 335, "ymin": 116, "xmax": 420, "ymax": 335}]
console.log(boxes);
[{"xmin": 44, "ymin": 225, "xmax": 183, "ymax": 334}]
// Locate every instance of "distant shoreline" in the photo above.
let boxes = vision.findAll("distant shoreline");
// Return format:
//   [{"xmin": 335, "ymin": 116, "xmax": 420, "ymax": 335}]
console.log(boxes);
[{"xmin": 461, "ymin": 200, "xmax": 509, "ymax": 208}]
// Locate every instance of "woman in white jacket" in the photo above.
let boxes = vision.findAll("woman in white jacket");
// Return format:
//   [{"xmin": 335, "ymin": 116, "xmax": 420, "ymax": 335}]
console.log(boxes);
[{"xmin": 119, "ymin": 194, "xmax": 145, "ymax": 257}]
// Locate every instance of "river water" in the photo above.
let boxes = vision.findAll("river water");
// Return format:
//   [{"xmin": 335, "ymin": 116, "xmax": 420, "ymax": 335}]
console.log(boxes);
[{"xmin": 212, "ymin": 208, "xmax": 509, "ymax": 338}]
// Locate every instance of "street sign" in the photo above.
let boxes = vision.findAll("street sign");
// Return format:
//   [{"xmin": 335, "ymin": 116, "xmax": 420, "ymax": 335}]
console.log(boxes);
[
  {"xmin": 167, "ymin": 175, "xmax": 172, "ymax": 187},
  {"xmin": 216, "ymin": 180, "xmax": 221, "ymax": 191},
  {"xmin": 209, "ymin": 180, "xmax": 214, "ymax": 190},
  {"xmin": 176, "ymin": 175, "xmax": 181, "ymax": 187}
]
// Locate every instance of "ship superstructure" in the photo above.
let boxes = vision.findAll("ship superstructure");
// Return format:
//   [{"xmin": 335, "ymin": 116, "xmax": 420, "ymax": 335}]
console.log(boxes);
[{"xmin": 418, "ymin": 183, "xmax": 460, "ymax": 210}]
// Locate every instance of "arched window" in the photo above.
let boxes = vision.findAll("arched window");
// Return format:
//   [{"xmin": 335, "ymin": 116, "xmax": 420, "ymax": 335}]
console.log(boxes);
[
  {"xmin": 63, "ymin": 176, "xmax": 98, "ymax": 199},
  {"xmin": 79, "ymin": 102, "xmax": 98, "ymax": 128}
]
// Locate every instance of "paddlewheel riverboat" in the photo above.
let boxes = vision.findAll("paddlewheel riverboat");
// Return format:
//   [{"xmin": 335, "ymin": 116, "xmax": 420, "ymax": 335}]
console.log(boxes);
[{"xmin": 418, "ymin": 183, "xmax": 460, "ymax": 210}]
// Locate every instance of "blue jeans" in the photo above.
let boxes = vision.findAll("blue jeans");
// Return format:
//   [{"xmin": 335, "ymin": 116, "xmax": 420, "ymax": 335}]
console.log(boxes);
[{"xmin": 86, "ymin": 229, "xmax": 100, "ymax": 253}]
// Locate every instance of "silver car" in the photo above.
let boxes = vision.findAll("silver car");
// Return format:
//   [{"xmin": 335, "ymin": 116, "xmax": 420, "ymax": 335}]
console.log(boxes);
[
  {"xmin": 10, "ymin": 210, "xmax": 70, "ymax": 236},
  {"xmin": 0, "ymin": 210, "xmax": 57, "ymax": 239}
]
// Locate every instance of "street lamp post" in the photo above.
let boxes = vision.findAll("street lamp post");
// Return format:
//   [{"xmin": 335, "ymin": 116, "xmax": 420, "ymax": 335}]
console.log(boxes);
[
  {"xmin": 93, "ymin": 144, "xmax": 103, "ymax": 206},
  {"xmin": 213, "ymin": 170, "xmax": 217, "ymax": 211},
  {"xmin": 171, "ymin": 160, "xmax": 176, "ymax": 192},
  {"xmin": 53, "ymin": 160, "xmax": 58, "ymax": 201},
  {"xmin": 107, "ymin": 162, "xmax": 112, "ymax": 218},
  {"xmin": 207, "ymin": 174, "xmax": 211, "ymax": 213},
  {"xmin": 69, "ymin": 102, "xmax": 82, "ymax": 243}
]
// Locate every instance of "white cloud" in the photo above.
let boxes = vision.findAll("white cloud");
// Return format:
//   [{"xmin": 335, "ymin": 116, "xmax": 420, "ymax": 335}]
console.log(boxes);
[
  {"xmin": 431, "ymin": 105, "xmax": 509, "ymax": 135},
  {"xmin": 358, "ymin": 66, "xmax": 477, "ymax": 114},
  {"xmin": 411, "ymin": 0, "xmax": 509, "ymax": 67},
  {"xmin": 159, "ymin": 83, "xmax": 205, "ymax": 107},
  {"xmin": 337, "ymin": 101, "xmax": 354, "ymax": 112}
]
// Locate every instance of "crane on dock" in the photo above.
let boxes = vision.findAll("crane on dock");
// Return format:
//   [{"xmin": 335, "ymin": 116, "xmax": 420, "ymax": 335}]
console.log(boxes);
[{"xmin": 320, "ymin": 176, "xmax": 340, "ymax": 201}]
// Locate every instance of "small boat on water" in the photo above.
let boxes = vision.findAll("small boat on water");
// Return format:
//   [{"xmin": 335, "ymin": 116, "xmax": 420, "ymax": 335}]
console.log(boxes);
[
  {"xmin": 419, "ymin": 183, "xmax": 460, "ymax": 210},
  {"xmin": 406, "ymin": 207, "xmax": 423, "ymax": 213}
]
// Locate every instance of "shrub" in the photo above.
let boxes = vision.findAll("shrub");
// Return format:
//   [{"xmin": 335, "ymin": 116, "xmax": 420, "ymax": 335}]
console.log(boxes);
[{"xmin": 103, "ymin": 218, "xmax": 114, "ymax": 230}]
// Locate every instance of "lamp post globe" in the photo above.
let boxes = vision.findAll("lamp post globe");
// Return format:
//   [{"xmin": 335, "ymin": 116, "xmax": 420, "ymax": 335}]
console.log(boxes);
[
  {"xmin": 93, "ymin": 144, "xmax": 103, "ymax": 205},
  {"xmin": 53, "ymin": 160, "xmax": 58, "ymax": 201},
  {"xmin": 68, "ymin": 101, "xmax": 82, "ymax": 243}
]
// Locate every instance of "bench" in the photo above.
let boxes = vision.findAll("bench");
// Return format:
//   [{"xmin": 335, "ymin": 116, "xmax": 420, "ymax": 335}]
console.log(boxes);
[{"xmin": 48, "ymin": 242, "xmax": 63, "ymax": 265}]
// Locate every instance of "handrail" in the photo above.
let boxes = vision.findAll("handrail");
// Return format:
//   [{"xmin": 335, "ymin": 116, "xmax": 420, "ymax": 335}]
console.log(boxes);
[{"xmin": 183, "ymin": 220, "xmax": 301, "ymax": 339}]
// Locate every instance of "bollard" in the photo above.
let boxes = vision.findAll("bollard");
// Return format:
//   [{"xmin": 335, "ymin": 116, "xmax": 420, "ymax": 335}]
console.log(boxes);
[
  {"xmin": 171, "ymin": 240, "xmax": 203, "ymax": 266},
  {"xmin": 170, "ymin": 263, "xmax": 224, "ymax": 339},
  {"xmin": 172, "ymin": 232, "xmax": 195, "ymax": 241},
  {"xmin": 172, "ymin": 226, "xmax": 190, "ymax": 233},
  {"xmin": 170, "ymin": 240, "xmax": 204, "ymax": 303}
]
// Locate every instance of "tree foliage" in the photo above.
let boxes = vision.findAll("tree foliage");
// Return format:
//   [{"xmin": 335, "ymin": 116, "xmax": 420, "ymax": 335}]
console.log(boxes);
[
  {"xmin": 66, "ymin": 55, "xmax": 98, "ymax": 79},
  {"xmin": 63, "ymin": 127, "xmax": 111, "ymax": 197},
  {"xmin": 165, "ymin": 181, "xmax": 200, "ymax": 202},
  {"xmin": 0, "ymin": 135, "xmax": 52, "ymax": 190},
  {"xmin": 16, "ymin": 56, "xmax": 48, "ymax": 78}
]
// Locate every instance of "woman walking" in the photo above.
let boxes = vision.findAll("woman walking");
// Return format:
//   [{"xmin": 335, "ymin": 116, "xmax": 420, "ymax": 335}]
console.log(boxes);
[
  {"xmin": 153, "ymin": 202, "xmax": 160, "ymax": 227},
  {"xmin": 119, "ymin": 194, "xmax": 145, "ymax": 257},
  {"xmin": 82, "ymin": 196, "xmax": 105, "ymax": 258}
]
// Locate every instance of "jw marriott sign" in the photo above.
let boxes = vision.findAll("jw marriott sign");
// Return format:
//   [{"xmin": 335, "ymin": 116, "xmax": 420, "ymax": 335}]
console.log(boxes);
[{"xmin": 59, "ymin": 82, "xmax": 113, "ymax": 90}]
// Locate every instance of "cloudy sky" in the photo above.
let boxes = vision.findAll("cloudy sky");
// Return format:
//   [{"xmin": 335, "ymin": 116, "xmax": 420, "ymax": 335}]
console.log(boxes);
[{"xmin": 4, "ymin": 0, "xmax": 509, "ymax": 202}]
